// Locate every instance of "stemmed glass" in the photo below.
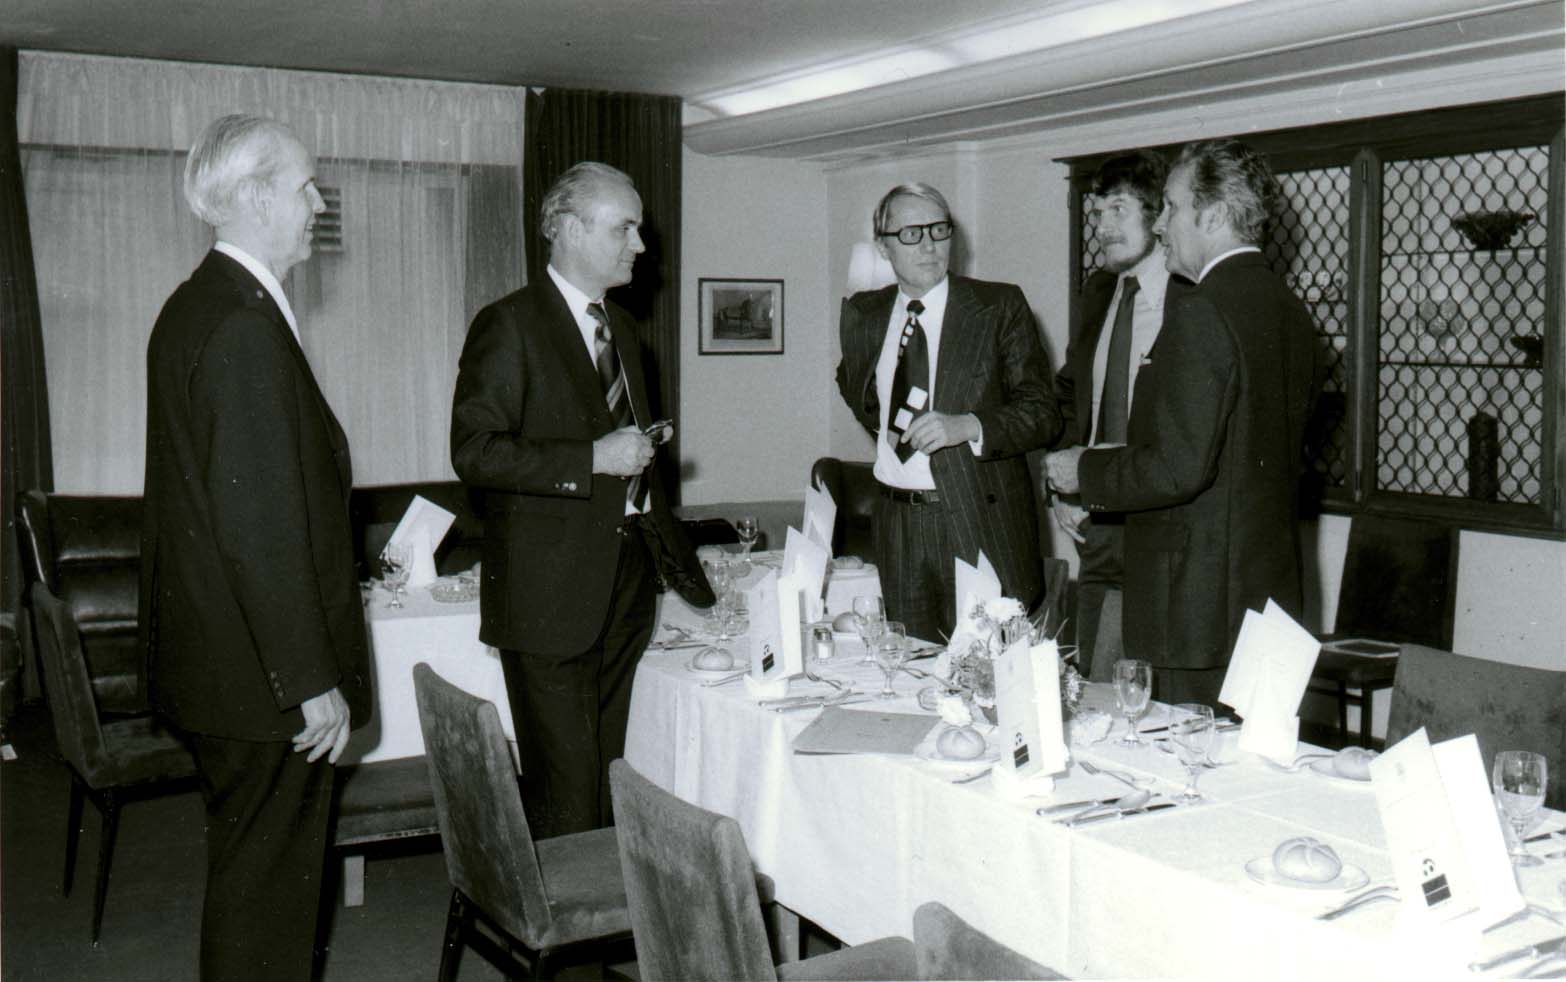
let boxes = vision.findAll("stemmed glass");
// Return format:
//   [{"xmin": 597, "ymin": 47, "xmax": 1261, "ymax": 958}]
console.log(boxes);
[
  {"xmin": 1493, "ymin": 750, "xmax": 1548, "ymax": 867},
  {"xmin": 380, "ymin": 542, "xmax": 411, "ymax": 609},
  {"xmin": 873, "ymin": 621, "xmax": 908, "ymax": 700},
  {"xmin": 1113, "ymin": 658, "xmax": 1153, "ymax": 746},
  {"xmin": 735, "ymin": 515, "xmax": 759, "ymax": 576},
  {"xmin": 1168, "ymin": 703, "xmax": 1216, "ymax": 801},
  {"xmin": 703, "ymin": 561, "xmax": 739, "ymax": 660},
  {"xmin": 853, "ymin": 595, "xmax": 885, "ymax": 664}
]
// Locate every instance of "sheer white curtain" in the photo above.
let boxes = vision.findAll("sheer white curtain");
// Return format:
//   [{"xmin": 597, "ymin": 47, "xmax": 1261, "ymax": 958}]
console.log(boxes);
[{"xmin": 18, "ymin": 52, "xmax": 525, "ymax": 492}]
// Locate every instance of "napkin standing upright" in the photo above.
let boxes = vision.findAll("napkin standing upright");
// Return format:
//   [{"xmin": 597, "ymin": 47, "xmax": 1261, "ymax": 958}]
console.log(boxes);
[
  {"xmin": 781, "ymin": 526, "xmax": 830, "ymax": 624},
  {"xmin": 1218, "ymin": 600, "xmax": 1319, "ymax": 759},
  {"xmin": 387, "ymin": 494, "xmax": 456, "ymax": 589},
  {"xmin": 950, "ymin": 552, "xmax": 1002, "ymax": 644},
  {"xmin": 802, "ymin": 481, "xmax": 837, "ymax": 554}
]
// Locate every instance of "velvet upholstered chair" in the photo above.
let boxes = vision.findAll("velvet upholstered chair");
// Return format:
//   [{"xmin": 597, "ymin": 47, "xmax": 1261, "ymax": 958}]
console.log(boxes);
[
  {"xmin": 1385, "ymin": 644, "xmax": 1566, "ymax": 810},
  {"xmin": 808, "ymin": 457, "xmax": 878, "ymax": 561},
  {"xmin": 609, "ymin": 757, "xmax": 916, "ymax": 981},
  {"xmin": 29, "ymin": 583, "xmax": 199, "ymax": 944},
  {"xmin": 912, "ymin": 902, "xmax": 1066, "ymax": 980},
  {"xmin": 412, "ymin": 663, "xmax": 631, "ymax": 980}
]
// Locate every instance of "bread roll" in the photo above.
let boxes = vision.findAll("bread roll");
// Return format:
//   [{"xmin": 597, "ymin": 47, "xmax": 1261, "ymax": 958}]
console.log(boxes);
[
  {"xmin": 832, "ymin": 611, "xmax": 859, "ymax": 633},
  {"xmin": 935, "ymin": 725, "xmax": 987, "ymax": 760},
  {"xmin": 1332, "ymin": 747, "xmax": 1376, "ymax": 780},
  {"xmin": 693, "ymin": 647, "xmax": 734, "ymax": 671},
  {"xmin": 1272, "ymin": 836, "xmax": 1343, "ymax": 883}
]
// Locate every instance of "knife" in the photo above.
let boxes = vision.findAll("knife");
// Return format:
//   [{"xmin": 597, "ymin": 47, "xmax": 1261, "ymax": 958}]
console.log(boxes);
[
  {"xmin": 650, "ymin": 640, "xmax": 710, "ymax": 651},
  {"xmin": 1066, "ymin": 802, "xmax": 1177, "ymax": 828},
  {"xmin": 771, "ymin": 696, "xmax": 871, "ymax": 713},
  {"xmin": 1468, "ymin": 935, "xmax": 1566, "ymax": 973},
  {"xmin": 1036, "ymin": 795, "xmax": 1123, "ymax": 816}
]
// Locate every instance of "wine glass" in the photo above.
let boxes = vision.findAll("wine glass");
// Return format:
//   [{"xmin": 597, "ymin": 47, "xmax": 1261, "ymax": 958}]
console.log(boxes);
[
  {"xmin": 852, "ymin": 595, "xmax": 885, "ymax": 664},
  {"xmin": 380, "ymin": 542, "xmax": 411, "ymax": 609},
  {"xmin": 735, "ymin": 515, "xmax": 759, "ymax": 576},
  {"xmin": 1113, "ymin": 658, "xmax": 1152, "ymax": 746},
  {"xmin": 1168, "ymin": 703, "xmax": 1216, "ymax": 801},
  {"xmin": 873, "ymin": 621, "xmax": 908, "ymax": 699},
  {"xmin": 1493, "ymin": 750, "xmax": 1548, "ymax": 867}
]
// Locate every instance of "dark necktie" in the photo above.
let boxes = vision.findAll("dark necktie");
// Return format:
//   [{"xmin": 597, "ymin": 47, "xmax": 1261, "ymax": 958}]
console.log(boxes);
[
  {"xmin": 588, "ymin": 302, "xmax": 645, "ymax": 508},
  {"xmin": 887, "ymin": 298, "xmax": 930, "ymax": 462},
  {"xmin": 1096, "ymin": 276, "xmax": 1138, "ymax": 445}
]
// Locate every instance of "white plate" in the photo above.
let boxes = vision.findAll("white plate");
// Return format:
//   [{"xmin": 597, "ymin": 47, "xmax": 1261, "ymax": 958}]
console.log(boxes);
[
  {"xmin": 1244, "ymin": 857, "xmax": 1369, "ymax": 892},
  {"xmin": 1309, "ymin": 758, "xmax": 1373, "ymax": 785},
  {"xmin": 685, "ymin": 653, "xmax": 741, "ymax": 676},
  {"xmin": 916, "ymin": 744, "xmax": 1000, "ymax": 767}
]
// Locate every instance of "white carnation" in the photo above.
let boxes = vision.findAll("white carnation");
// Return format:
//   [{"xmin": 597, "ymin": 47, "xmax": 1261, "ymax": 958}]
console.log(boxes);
[
  {"xmin": 936, "ymin": 694, "xmax": 973, "ymax": 727},
  {"xmin": 986, "ymin": 597, "xmax": 1026, "ymax": 622}
]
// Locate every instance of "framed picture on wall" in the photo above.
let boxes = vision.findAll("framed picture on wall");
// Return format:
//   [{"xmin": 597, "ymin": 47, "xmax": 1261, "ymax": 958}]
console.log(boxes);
[{"xmin": 698, "ymin": 278, "xmax": 784, "ymax": 355}]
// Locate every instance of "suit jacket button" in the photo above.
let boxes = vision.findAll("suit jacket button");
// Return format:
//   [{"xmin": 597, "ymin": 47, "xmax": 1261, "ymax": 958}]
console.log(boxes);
[{"xmin": 986, "ymin": 493, "xmax": 998, "ymax": 504}]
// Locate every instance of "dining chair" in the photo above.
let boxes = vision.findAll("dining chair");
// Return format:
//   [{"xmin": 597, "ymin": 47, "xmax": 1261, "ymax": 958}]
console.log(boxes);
[
  {"xmin": 809, "ymin": 456, "xmax": 878, "ymax": 561},
  {"xmin": 912, "ymin": 901, "xmax": 1066, "ymax": 980},
  {"xmin": 1033, "ymin": 557, "xmax": 1071, "ymax": 644},
  {"xmin": 608, "ymin": 757, "xmax": 916, "ymax": 981},
  {"xmin": 1385, "ymin": 644, "xmax": 1566, "ymax": 809},
  {"xmin": 1306, "ymin": 514, "xmax": 1458, "ymax": 748},
  {"xmin": 331, "ymin": 755, "xmax": 440, "ymax": 906},
  {"xmin": 412, "ymin": 663, "xmax": 632, "ymax": 980},
  {"xmin": 28, "ymin": 582, "xmax": 199, "ymax": 945}
]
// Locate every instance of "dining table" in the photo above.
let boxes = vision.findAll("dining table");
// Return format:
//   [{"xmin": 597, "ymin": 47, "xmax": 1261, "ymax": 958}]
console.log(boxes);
[{"xmin": 624, "ymin": 567, "xmax": 1566, "ymax": 980}]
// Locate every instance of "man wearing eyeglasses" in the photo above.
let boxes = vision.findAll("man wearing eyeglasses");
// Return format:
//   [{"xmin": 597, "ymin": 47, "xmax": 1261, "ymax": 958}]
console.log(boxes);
[{"xmin": 836, "ymin": 182, "xmax": 1059, "ymax": 643}]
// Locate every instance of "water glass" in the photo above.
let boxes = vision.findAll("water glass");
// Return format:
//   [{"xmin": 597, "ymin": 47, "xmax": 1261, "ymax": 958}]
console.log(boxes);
[
  {"xmin": 1113, "ymin": 658, "xmax": 1152, "ymax": 746},
  {"xmin": 733, "ymin": 515, "xmax": 759, "ymax": 576},
  {"xmin": 853, "ymin": 595, "xmax": 885, "ymax": 664},
  {"xmin": 1493, "ymin": 749, "xmax": 1548, "ymax": 867},
  {"xmin": 873, "ymin": 621, "xmax": 908, "ymax": 699},
  {"xmin": 380, "ymin": 543, "xmax": 411, "ymax": 609},
  {"xmin": 1168, "ymin": 703, "xmax": 1216, "ymax": 801}
]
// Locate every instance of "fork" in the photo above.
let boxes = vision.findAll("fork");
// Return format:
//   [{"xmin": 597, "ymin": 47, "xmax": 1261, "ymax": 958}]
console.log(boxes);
[
  {"xmin": 1078, "ymin": 759, "xmax": 1150, "ymax": 789},
  {"xmin": 800, "ymin": 669, "xmax": 847, "ymax": 691},
  {"xmin": 699, "ymin": 670, "xmax": 748, "ymax": 688},
  {"xmin": 1264, "ymin": 752, "xmax": 1336, "ymax": 774},
  {"xmin": 1316, "ymin": 884, "xmax": 1398, "ymax": 921}
]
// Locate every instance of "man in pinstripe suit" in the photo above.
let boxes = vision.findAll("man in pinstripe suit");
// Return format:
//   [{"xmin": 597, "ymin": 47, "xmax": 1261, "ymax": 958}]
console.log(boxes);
[{"xmin": 836, "ymin": 183, "xmax": 1061, "ymax": 643}]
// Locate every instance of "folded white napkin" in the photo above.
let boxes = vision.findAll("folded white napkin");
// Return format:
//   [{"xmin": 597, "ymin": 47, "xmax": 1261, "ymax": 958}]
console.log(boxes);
[
  {"xmin": 387, "ymin": 494, "xmax": 456, "ymax": 589},
  {"xmin": 802, "ymin": 481, "xmax": 836, "ymax": 553},
  {"xmin": 1220, "ymin": 600, "xmax": 1318, "ymax": 760},
  {"xmin": 782, "ymin": 527, "xmax": 830, "ymax": 624}
]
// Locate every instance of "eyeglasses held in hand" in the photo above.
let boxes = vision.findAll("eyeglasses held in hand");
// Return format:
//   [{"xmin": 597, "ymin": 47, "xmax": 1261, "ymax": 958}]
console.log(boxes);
[{"xmin": 878, "ymin": 220, "xmax": 954, "ymax": 246}]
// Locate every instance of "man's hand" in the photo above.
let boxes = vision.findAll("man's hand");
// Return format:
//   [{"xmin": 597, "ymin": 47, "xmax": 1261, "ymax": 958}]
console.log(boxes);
[
  {"xmin": 592, "ymin": 426, "xmax": 654, "ymax": 476},
  {"xmin": 1049, "ymin": 494, "xmax": 1090, "ymax": 545},
  {"xmin": 901, "ymin": 412, "xmax": 981, "ymax": 456},
  {"xmin": 1044, "ymin": 446, "xmax": 1086, "ymax": 495},
  {"xmin": 294, "ymin": 687, "xmax": 350, "ymax": 764}
]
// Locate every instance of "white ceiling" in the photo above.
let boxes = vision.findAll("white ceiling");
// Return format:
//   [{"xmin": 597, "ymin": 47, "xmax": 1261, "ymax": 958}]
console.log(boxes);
[{"xmin": 5, "ymin": 0, "xmax": 1562, "ymax": 161}]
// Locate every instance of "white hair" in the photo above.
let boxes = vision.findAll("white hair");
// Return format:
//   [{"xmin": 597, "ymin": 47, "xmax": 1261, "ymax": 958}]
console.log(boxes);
[{"xmin": 182, "ymin": 114, "xmax": 295, "ymax": 228}]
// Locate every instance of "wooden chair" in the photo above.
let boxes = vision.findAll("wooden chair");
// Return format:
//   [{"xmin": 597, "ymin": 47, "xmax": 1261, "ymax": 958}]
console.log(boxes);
[
  {"xmin": 912, "ymin": 901, "xmax": 1066, "ymax": 980},
  {"xmin": 1386, "ymin": 644, "xmax": 1566, "ymax": 809},
  {"xmin": 29, "ymin": 582, "xmax": 198, "ymax": 944},
  {"xmin": 331, "ymin": 756, "xmax": 440, "ymax": 906},
  {"xmin": 609, "ymin": 757, "xmax": 915, "ymax": 981},
  {"xmin": 412, "ymin": 663, "xmax": 631, "ymax": 980},
  {"xmin": 1307, "ymin": 514, "xmax": 1458, "ymax": 748}
]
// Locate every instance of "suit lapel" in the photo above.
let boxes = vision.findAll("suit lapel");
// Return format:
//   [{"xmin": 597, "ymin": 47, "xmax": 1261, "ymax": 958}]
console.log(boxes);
[
  {"xmin": 853, "ymin": 286, "xmax": 897, "ymax": 421},
  {"xmin": 933, "ymin": 276, "xmax": 986, "ymax": 413},
  {"xmin": 538, "ymin": 276, "xmax": 617, "ymax": 430}
]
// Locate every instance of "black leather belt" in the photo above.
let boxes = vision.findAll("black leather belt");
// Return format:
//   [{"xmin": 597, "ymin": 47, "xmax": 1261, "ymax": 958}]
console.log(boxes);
[
  {"xmin": 616, "ymin": 513, "xmax": 646, "ymax": 535},
  {"xmin": 878, "ymin": 485, "xmax": 941, "ymax": 505}
]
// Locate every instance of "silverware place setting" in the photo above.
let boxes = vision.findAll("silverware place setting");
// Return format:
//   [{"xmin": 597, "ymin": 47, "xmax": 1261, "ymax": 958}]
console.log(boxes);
[
  {"xmin": 1077, "ymin": 758, "xmax": 1152, "ymax": 789},
  {"xmin": 1316, "ymin": 884, "xmax": 1399, "ymax": 921}
]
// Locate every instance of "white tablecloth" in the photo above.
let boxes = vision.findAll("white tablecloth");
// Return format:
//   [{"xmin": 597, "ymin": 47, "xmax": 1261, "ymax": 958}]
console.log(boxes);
[
  {"xmin": 626, "ymin": 594, "xmax": 1566, "ymax": 980},
  {"xmin": 342, "ymin": 583, "xmax": 515, "ymax": 765}
]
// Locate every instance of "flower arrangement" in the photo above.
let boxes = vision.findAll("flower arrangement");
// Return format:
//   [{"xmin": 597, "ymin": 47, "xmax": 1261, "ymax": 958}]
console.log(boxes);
[{"xmin": 942, "ymin": 595, "xmax": 1085, "ymax": 722}]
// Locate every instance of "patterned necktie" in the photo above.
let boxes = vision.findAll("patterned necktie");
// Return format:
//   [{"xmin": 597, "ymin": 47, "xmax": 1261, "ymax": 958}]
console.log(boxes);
[
  {"xmin": 1096, "ymin": 276, "xmax": 1139, "ymax": 445},
  {"xmin": 588, "ymin": 302, "xmax": 645, "ymax": 508},
  {"xmin": 887, "ymin": 298, "xmax": 930, "ymax": 463}
]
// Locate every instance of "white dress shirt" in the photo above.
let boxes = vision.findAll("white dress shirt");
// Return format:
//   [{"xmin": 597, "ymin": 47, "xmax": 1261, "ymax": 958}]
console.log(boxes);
[
  {"xmin": 1197, "ymin": 245, "xmax": 1262, "ymax": 283},
  {"xmin": 1088, "ymin": 247, "xmax": 1170, "ymax": 444},
  {"xmin": 214, "ymin": 240, "xmax": 300, "ymax": 344}
]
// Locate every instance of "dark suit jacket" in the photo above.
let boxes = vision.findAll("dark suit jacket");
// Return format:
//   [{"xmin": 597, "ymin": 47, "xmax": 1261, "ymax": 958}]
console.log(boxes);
[
  {"xmin": 139, "ymin": 251, "xmax": 371, "ymax": 740},
  {"xmin": 835, "ymin": 275, "xmax": 1060, "ymax": 607},
  {"xmin": 1078, "ymin": 251, "xmax": 1318, "ymax": 670},
  {"xmin": 450, "ymin": 276, "xmax": 690, "ymax": 655}
]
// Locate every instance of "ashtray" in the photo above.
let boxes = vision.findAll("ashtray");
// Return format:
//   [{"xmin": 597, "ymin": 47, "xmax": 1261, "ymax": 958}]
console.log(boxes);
[
  {"xmin": 428, "ymin": 578, "xmax": 479, "ymax": 604},
  {"xmin": 1451, "ymin": 209, "xmax": 1535, "ymax": 251}
]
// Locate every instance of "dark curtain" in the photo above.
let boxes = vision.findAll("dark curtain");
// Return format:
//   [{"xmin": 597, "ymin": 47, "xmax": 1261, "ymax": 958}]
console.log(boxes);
[
  {"xmin": 523, "ymin": 88, "xmax": 684, "ymax": 503},
  {"xmin": 1, "ymin": 46, "xmax": 52, "ymax": 704}
]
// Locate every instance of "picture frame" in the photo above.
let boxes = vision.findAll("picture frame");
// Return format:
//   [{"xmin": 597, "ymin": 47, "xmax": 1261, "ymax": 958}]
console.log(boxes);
[{"xmin": 698, "ymin": 278, "xmax": 784, "ymax": 355}]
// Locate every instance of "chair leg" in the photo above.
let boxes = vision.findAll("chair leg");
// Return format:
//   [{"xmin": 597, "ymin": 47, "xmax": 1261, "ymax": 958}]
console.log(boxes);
[
  {"xmin": 1359, "ymin": 688, "xmax": 1375, "ymax": 750},
  {"xmin": 91, "ymin": 788, "xmax": 121, "ymax": 946},
  {"xmin": 63, "ymin": 773, "xmax": 86, "ymax": 897},
  {"xmin": 1335, "ymin": 682, "xmax": 1350, "ymax": 747},
  {"xmin": 438, "ymin": 888, "xmax": 468, "ymax": 982}
]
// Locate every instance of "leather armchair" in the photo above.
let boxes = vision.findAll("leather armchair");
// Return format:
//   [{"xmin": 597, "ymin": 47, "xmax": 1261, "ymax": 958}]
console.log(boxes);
[{"xmin": 808, "ymin": 457, "xmax": 878, "ymax": 561}]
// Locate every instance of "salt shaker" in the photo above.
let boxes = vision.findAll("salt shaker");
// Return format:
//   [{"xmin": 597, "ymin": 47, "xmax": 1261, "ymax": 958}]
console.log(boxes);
[{"xmin": 810, "ymin": 623, "xmax": 835, "ymax": 662}]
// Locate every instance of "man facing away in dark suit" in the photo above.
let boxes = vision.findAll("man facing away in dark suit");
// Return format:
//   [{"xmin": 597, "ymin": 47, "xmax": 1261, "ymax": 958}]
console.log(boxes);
[
  {"xmin": 836, "ymin": 182, "xmax": 1060, "ymax": 643},
  {"xmin": 1045, "ymin": 139, "xmax": 1318, "ymax": 707},
  {"xmin": 451, "ymin": 162, "xmax": 693, "ymax": 840},
  {"xmin": 1048, "ymin": 151, "xmax": 1189, "ymax": 682},
  {"xmin": 140, "ymin": 114, "xmax": 372, "ymax": 982}
]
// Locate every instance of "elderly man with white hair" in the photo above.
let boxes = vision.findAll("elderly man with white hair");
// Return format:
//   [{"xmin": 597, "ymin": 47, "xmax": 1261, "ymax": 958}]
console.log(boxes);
[{"xmin": 140, "ymin": 114, "xmax": 371, "ymax": 981}]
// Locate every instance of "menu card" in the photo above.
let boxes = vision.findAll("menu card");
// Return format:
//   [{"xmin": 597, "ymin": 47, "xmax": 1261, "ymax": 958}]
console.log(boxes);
[
  {"xmin": 746, "ymin": 568, "xmax": 803, "ymax": 684},
  {"xmin": 781, "ymin": 527, "xmax": 830, "ymax": 624},
  {"xmin": 387, "ymin": 494, "xmax": 456, "ymax": 588},
  {"xmin": 994, "ymin": 637, "xmax": 1068, "ymax": 781},
  {"xmin": 802, "ymin": 481, "xmax": 837, "ymax": 553},
  {"xmin": 1217, "ymin": 599, "xmax": 1320, "ymax": 759},
  {"xmin": 1369, "ymin": 729, "xmax": 1523, "ymax": 929},
  {"xmin": 792, "ymin": 706, "xmax": 938, "ymax": 756}
]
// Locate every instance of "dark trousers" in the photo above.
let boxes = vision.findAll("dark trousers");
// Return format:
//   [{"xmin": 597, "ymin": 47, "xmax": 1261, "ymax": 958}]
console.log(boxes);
[
  {"xmin": 500, "ymin": 527, "xmax": 655, "ymax": 840},
  {"xmin": 872, "ymin": 494, "xmax": 958, "ymax": 645},
  {"xmin": 188, "ymin": 733, "xmax": 335, "ymax": 982},
  {"xmin": 1153, "ymin": 665, "xmax": 1227, "ymax": 710},
  {"xmin": 1075, "ymin": 516, "xmax": 1124, "ymax": 681}
]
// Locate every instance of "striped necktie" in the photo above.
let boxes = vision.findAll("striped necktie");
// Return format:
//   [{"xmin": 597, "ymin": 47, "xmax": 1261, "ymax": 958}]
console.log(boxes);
[
  {"xmin": 887, "ymin": 298, "xmax": 929, "ymax": 462},
  {"xmin": 588, "ymin": 302, "xmax": 645, "ymax": 509}
]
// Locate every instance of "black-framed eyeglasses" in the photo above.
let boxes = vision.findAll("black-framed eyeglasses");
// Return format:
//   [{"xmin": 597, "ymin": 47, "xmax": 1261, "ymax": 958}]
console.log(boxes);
[{"xmin": 877, "ymin": 220, "xmax": 954, "ymax": 246}]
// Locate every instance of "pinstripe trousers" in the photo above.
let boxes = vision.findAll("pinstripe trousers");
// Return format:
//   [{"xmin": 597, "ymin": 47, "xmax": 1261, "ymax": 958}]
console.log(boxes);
[{"xmin": 873, "ymin": 496, "xmax": 961, "ymax": 644}]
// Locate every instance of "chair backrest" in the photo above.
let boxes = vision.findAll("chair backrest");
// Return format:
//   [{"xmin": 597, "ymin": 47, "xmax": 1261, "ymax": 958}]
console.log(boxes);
[
  {"xmin": 608, "ymin": 758, "xmax": 775, "ymax": 982},
  {"xmin": 29, "ymin": 583, "xmax": 107, "ymax": 782},
  {"xmin": 809, "ymin": 456, "xmax": 877, "ymax": 561},
  {"xmin": 1334, "ymin": 515, "xmax": 1457, "ymax": 647},
  {"xmin": 1386, "ymin": 644, "xmax": 1566, "ymax": 809},
  {"xmin": 912, "ymin": 902, "xmax": 1063, "ymax": 981},
  {"xmin": 412, "ymin": 663, "xmax": 553, "ymax": 943},
  {"xmin": 1033, "ymin": 557, "xmax": 1071, "ymax": 643},
  {"xmin": 16, "ymin": 489, "xmax": 54, "ymax": 592}
]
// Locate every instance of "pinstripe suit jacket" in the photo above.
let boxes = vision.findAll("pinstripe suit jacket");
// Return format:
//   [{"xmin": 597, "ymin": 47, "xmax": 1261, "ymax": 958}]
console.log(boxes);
[{"xmin": 835, "ymin": 275, "xmax": 1061, "ymax": 608}]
